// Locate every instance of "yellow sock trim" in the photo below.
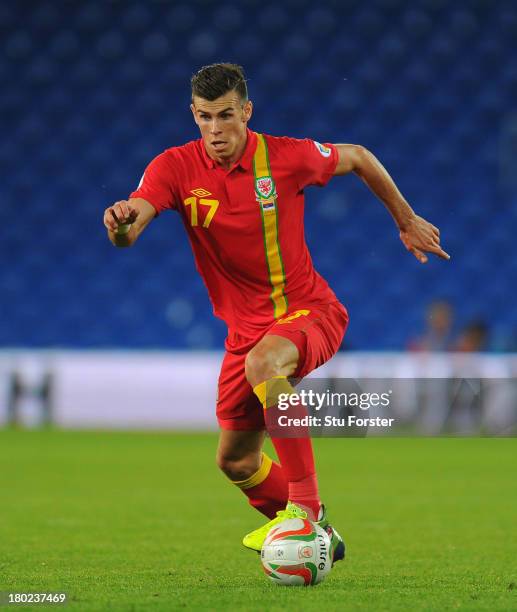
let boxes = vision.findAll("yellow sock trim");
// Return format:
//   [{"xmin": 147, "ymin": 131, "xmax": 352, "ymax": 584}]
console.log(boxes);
[
  {"xmin": 253, "ymin": 375, "xmax": 297, "ymax": 409},
  {"xmin": 232, "ymin": 453, "xmax": 273, "ymax": 490},
  {"xmin": 253, "ymin": 380, "xmax": 268, "ymax": 406}
]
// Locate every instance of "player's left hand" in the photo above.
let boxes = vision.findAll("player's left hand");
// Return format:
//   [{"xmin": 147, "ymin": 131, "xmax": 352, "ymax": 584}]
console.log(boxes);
[{"xmin": 399, "ymin": 215, "xmax": 450, "ymax": 264}]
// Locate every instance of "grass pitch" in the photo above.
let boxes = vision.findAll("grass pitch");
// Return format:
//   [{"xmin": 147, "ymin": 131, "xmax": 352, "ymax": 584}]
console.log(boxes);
[{"xmin": 0, "ymin": 430, "xmax": 516, "ymax": 611}]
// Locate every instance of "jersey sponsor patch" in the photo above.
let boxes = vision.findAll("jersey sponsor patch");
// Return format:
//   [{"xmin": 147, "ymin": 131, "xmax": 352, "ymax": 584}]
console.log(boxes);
[
  {"xmin": 261, "ymin": 200, "xmax": 276, "ymax": 213},
  {"xmin": 313, "ymin": 141, "xmax": 331, "ymax": 158}
]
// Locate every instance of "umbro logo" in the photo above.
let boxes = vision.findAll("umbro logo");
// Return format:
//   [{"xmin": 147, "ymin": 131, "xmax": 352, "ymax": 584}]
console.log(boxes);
[{"xmin": 191, "ymin": 188, "xmax": 212, "ymax": 197}]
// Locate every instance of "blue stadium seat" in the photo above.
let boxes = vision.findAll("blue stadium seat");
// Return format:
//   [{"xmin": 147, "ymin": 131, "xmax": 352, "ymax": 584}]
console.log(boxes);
[{"xmin": 0, "ymin": 0, "xmax": 515, "ymax": 350}]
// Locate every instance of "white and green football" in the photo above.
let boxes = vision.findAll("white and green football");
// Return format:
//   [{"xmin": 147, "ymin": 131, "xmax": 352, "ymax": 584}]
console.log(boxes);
[{"xmin": 261, "ymin": 518, "xmax": 332, "ymax": 586}]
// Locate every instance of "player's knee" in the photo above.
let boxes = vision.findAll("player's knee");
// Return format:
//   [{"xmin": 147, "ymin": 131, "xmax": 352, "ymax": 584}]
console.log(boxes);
[
  {"xmin": 245, "ymin": 346, "xmax": 282, "ymax": 388},
  {"xmin": 216, "ymin": 451, "xmax": 261, "ymax": 482}
]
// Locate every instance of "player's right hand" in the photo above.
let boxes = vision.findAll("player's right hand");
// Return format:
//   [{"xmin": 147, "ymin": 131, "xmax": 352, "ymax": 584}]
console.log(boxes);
[{"xmin": 104, "ymin": 200, "xmax": 140, "ymax": 231}]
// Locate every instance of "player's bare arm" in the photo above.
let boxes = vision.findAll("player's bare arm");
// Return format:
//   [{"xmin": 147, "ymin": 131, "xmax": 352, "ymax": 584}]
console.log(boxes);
[
  {"xmin": 333, "ymin": 144, "xmax": 450, "ymax": 264},
  {"xmin": 103, "ymin": 197, "xmax": 156, "ymax": 247}
]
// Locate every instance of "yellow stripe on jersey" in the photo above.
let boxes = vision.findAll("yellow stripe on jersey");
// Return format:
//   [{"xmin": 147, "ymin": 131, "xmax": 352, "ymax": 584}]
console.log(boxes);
[{"xmin": 253, "ymin": 133, "xmax": 288, "ymax": 319}]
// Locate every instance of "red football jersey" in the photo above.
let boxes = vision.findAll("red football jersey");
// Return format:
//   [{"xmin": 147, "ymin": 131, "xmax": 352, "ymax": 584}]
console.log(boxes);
[{"xmin": 129, "ymin": 129, "xmax": 340, "ymax": 349}]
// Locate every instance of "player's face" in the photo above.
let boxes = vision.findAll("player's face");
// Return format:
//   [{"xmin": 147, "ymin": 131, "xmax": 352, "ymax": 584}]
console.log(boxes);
[{"xmin": 191, "ymin": 90, "xmax": 253, "ymax": 165}]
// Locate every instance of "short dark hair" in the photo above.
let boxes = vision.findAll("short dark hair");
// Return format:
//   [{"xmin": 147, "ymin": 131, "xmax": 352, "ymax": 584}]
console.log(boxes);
[{"xmin": 191, "ymin": 63, "xmax": 248, "ymax": 103}]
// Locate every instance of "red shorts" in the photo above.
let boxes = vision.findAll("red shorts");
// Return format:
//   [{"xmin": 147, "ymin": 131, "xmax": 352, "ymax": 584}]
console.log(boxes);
[{"xmin": 216, "ymin": 301, "xmax": 349, "ymax": 431}]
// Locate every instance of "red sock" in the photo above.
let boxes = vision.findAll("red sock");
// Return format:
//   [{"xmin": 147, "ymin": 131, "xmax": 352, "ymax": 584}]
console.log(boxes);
[
  {"xmin": 253, "ymin": 376, "xmax": 321, "ymax": 520},
  {"xmin": 232, "ymin": 454, "xmax": 288, "ymax": 519},
  {"xmin": 270, "ymin": 438, "xmax": 321, "ymax": 519}
]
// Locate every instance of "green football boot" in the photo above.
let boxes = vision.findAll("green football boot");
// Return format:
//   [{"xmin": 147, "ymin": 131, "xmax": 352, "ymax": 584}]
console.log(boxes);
[
  {"xmin": 316, "ymin": 504, "xmax": 346, "ymax": 565},
  {"xmin": 242, "ymin": 501, "xmax": 346, "ymax": 565},
  {"xmin": 242, "ymin": 501, "xmax": 307, "ymax": 552}
]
